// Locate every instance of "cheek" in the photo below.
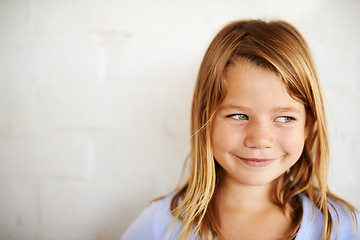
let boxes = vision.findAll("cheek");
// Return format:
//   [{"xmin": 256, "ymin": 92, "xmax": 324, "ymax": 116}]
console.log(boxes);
[
  {"xmin": 211, "ymin": 122, "xmax": 238, "ymax": 154},
  {"xmin": 280, "ymin": 128, "xmax": 306, "ymax": 157}
]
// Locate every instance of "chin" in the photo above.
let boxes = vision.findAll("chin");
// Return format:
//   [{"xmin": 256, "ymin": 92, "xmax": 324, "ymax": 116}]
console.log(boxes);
[{"xmin": 243, "ymin": 173, "xmax": 284, "ymax": 187}]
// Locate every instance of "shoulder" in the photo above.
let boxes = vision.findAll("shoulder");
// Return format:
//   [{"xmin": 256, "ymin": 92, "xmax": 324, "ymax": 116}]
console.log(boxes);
[
  {"xmin": 327, "ymin": 197, "xmax": 359, "ymax": 239},
  {"xmin": 296, "ymin": 195, "xmax": 359, "ymax": 240},
  {"xmin": 121, "ymin": 193, "xmax": 183, "ymax": 240}
]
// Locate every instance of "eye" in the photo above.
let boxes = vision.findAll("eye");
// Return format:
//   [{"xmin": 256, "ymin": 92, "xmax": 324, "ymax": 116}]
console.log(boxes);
[
  {"xmin": 275, "ymin": 116, "xmax": 294, "ymax": 123},
  {"xmin": 229, "ymin": 114, "xmax": 249, "ymax": 120}
]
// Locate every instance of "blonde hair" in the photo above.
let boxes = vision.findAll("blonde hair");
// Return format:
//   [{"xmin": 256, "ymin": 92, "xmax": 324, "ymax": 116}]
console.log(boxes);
[{"xmin": 168, "ymin": 19, "xmax": 357, "ymax": 240}]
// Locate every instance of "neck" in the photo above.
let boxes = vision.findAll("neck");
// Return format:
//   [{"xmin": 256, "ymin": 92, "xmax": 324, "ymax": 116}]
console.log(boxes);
[{"xmin": 215, "ymin": 173, "xmax": 274, "ymax": 212}]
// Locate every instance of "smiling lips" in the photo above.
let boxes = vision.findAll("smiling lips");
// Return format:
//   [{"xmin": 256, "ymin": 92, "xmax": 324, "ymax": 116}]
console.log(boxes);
[{"xmin": 237, "ymin": 157, "xmax": 276, "ymax": 167}]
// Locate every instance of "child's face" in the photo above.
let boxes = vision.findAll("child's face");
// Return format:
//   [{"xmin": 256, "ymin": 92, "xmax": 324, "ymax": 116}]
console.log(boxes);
[{"xmin": 211, "ymin": 62, "xmax": 310, "ymax": 187}]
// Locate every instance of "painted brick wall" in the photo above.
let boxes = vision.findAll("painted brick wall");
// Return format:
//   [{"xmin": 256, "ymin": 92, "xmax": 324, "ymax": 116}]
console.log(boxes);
[{"xmin": 0, "ymin": 0, "xmax": 359, "ymax": 239}]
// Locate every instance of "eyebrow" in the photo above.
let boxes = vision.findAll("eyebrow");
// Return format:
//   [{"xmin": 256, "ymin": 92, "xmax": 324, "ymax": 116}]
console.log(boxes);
[
  {"xmin": 272, "ymin": 107, "xmax": 301, "ymax": 114},
  {"xmin": 220, "ymin": 104, "xmax": 301, "ymax": 113},
  {"xmin": 220, "ymin": 104, "xmax": 250, "ymax": 111}
]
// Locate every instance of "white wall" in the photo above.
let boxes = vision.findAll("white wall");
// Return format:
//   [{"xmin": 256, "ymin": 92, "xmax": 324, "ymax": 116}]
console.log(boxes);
[{"xmin": 0, "ymin": 0, "xmax": 359, "ymax": 239}]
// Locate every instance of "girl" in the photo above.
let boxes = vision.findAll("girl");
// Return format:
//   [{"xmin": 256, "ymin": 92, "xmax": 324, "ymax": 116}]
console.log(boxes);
[{"xmin": 122, "ymin": 19, "xmax": 359, "ymax": 240}]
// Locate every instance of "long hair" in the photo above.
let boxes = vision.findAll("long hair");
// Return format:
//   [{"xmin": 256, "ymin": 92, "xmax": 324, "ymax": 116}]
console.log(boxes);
[{"xmin": 169, "ymin": 19, "xmax": 357, "ymax": 240}]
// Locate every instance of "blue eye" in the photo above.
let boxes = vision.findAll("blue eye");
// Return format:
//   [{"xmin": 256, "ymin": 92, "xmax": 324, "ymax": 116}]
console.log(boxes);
[
  {"xmin": 230, "ymin": 114, "xmax": 249, "ymax": 120},
  {"xmin": 275, "ymin": 116, "xmax": 294, "ymax": 123}
]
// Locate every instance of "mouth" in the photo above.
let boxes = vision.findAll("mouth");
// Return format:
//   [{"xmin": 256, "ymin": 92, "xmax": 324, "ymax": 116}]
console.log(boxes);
[{"xmin": 237, "ymin": 157, "xmax": 276, "ymax": 167}]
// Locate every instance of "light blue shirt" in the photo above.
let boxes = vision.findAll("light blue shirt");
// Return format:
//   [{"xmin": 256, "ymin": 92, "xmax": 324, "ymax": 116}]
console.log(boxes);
[{"xmin": 122, "ymin": 194, "xmax": 359, "ymax": 240}]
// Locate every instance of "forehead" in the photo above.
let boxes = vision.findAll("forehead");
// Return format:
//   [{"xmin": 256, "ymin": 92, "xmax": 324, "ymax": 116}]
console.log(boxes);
[
  {"xmin": 221, "ymin": 62, "xmax": 305, "ymax": 112},
  {"xmin": 224, "ymin": 61, "xmax": 283, "ymax": 95}
]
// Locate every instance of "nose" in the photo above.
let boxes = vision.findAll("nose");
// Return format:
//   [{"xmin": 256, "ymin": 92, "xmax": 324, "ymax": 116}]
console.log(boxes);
[{"xmin": 244, "ymin": 121, "xmax": 274, "ymax": 149}]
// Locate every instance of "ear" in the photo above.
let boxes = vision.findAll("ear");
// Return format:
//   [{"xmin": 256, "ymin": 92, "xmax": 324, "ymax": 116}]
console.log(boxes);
[{"xmin": 304, "ymin": 112, "xmax": 313, "ymax": 140}]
